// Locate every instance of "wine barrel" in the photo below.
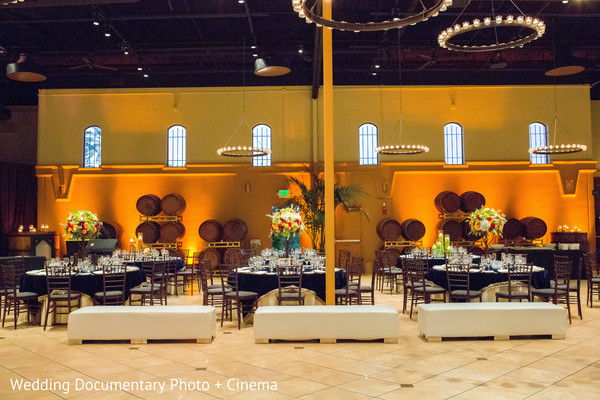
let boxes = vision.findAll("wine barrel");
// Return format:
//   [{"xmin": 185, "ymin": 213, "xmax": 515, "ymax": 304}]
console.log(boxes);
[
  {"xmin": 503, "ymin": 218, "xmax": 525, "ymax": 239},
  {"xmin": 400, "ymin": 219, "xmax": 426, "ymax": 241},
  {"xmin": 459, "ymin": 191, "xmax": 486, "ymax": 213},
  {"xmin": 434, "ymin": 191, "xmax": 461, "ymax": 213},
  {"xmin": 198, "ymin": 220, "xmax": 223, "ymax": 242},
  {"xmin": 222, "ymin": 218, "xmax": 248, "ymax": 242},
  {"xmin": 460, "ymin": 219, "xmax": 479, "ymax": 241},
  {"xmin": 99, "ymin": 221, "xmax": 120, "ymax": 239},
  {"xmin": 135, "ymin": 221, "xmax": 161, "ymax": 243},
  {"xmin": 200, "ymin": 248, "xmax": 222, "ymax": 270},
  {"xmin": 161, "ymin": 193, "xmax": 187, "ymax": 215},
  {"xmin": 437, "ymin": 219, "xmax": 462, "ymax": 241},
  {"xmin": 376, "ymin": 218, "xmax": 403, "ymax": 241},
  {"xmin": 159, "ymin": 221, "xmax": 186, "ymax": 242},
  {"xmin": 136, "ymin": 194, "xmax": 161, "ymax": 216},
  {"xmin": 520, "ymin": 217, "xmax": 547, "ymax": 239}
]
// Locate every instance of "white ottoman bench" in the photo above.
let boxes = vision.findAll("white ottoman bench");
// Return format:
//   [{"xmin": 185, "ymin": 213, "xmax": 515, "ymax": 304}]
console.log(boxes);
[
  {"xmin": 254, "ymin": 305, "xmax": 399, "ymax": 344},
  {"xmin": 68, "ymin": 305, "xmax": 216, "ymax": 344},
  {"xmin": 418, "ymin": 302, "xmax": 567, "ymax": 342}
]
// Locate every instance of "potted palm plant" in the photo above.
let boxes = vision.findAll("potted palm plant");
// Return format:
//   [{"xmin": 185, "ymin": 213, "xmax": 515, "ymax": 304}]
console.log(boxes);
[{"xmin": 284, "ymin": 167, "xmax": 368, "ymax": 252}]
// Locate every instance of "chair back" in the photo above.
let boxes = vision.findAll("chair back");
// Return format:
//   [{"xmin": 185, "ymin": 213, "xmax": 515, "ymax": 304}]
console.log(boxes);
[
  {"xmin": 338, "ymin": 249, "xmax": 351, "ymax": 269},
  {"xmin": 100, "ymin": 264, "xmax": 126, "ymax": 305},
  {"xmin": 277, "ymin": 265, "xmax": 303, "ymax": 302},
  {"xmin": 584, "ymin": 252, "xmax": 596, "ymax": 282},
  {"xmin": 380, "ymin": 248, "xmax": 400, "ymax": 270},
  {"xmin": 506, "ymin": 263, "xmax": 533, "ymax": 301},
  {"xmin": 403, "ymin": 257, "xmax": 428, "ymax": 287},
  {"xmin": 552, "ymin": 256, "xmax": 572, "ymax": 294},
  {"xmin": 45, "ymin": 265, "xmax": 75, "ymax": 298},
  {"xmin": 220, "ymin": 263, "xmax": 239, "ymax": 295},
  {"xmin": 1, "ymin": 264, "xmax": 18, "ymax": 296},
  {"xmin": 140, "ymin": 260, "xmax": 164, "ymax": 290},
  {"xmin": 446, "ymin": 262, "xmax": 471, "ymax": 301},
  {"xmin": 224, "ymin": 248, "xmax": 245, "ymax": 267},
  {"xmin": 346, "ymin": 258, "xmax": 362, "ymax": 289}
]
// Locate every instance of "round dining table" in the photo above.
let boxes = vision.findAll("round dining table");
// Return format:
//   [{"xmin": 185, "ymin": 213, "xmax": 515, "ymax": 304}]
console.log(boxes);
[
  {"xmin": 233, "ymin": 267, "xmax": 347, "ymax": 302},
  {"xmin": 426, "ymin": 265, "xmax": 550, "ymax": 291}
]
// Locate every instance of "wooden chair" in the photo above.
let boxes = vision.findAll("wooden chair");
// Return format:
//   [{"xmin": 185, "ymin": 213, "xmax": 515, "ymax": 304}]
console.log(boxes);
[
  {"xmin": 355, "ymin": 257, "xmax": 376, "ymax": 305},
  {"xmin": 220, "ymin": 264, "xmax": 258, "ymax": 329},
  {"xmin": 44, "ymin": 265, "xmax": 82, "ymax": 330},
  {"xmin": 93, "ymin": 264, "xmax": 127, "ymax": 306},
  {"xmin": 531, "ymin": 256, "xmax": 572, "ymax": 323},
  {"xmin": 495, "ymin": 264, "xmax": 533, "ymax": 302},
  {"xmin": 446, "ymin": 263, "xmax": 482, "ymax": 303},
  {"xmin": 584, "ymin": 252, "xmax": 600, "ymax": 307},
  {"xmin": 161, "ymin": 249, "xmax": 189, "ymax": 295},
  {"xmin": 1, "ymin": 264, "xmax": 39, "ymax": 330},
  {"xmin": 379, "ymin": 248, "xmax": 402, "ymax": 294},
  {"xmin": 177, "ymin": 249, "xmax": 197, "ymax": 295},
  {"xmin": 400, "ymin": 255, "xmax": 425, "ymax": 314},
  {"xmin": 130, "ymin": 261, "xmax": 166, "ymax": 305},
  {"xmin": 404, "ymin": 257, "xmax": 446, "ymax": 319},
  {"xmin": 276, "ymin": 265, "xmax": 305, "ymax": 305},
  {"xmin": 197, "ymin": 260, "xmax": 231, "ymax": 307},
  {"xmin": 337, "ymin": 249, "xmax": 351, "ymax": 270},
  {"xmin": 335, "ymin": 258, "xmax": 361, "ymax": 305}
]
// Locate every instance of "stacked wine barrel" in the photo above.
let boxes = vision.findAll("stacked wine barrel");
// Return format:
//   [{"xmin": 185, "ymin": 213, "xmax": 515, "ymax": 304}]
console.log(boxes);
[
  {"xmin": 503, "ymin": 217, "xmax": 547, "ymax": 241},
  {"xmin": 198, "ymin": 218, "xmax": 249, "ymax": 268},
  {"xmin": 135, "ymin": 193, "xmax": 186, "ymax": 244},
  {"xmin": 435, "ymin": 190, "xmax": 486, "ymax": 241},
  {"xmin": 376, "ymin": 218, "xmax": 426, "ymax": 242}
]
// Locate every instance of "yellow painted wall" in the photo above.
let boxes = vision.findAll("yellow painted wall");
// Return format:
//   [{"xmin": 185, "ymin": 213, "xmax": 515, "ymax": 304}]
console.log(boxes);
[{"xmin": 36, "ymin": 85, "xmax": 597, "ymax": 269}]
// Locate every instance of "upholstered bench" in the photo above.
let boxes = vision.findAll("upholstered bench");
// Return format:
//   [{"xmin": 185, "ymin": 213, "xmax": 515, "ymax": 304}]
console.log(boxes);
[
  {"xmin": 418, "ymin": 302, "xmax": 567, "ymax": 342},
  {"xmin": 68, "ymin": 305, "xmax": 216, "ymax": 344},
  {"xmin": 254, "ymin": 305, "xmax": 399, "ymax": 344}
]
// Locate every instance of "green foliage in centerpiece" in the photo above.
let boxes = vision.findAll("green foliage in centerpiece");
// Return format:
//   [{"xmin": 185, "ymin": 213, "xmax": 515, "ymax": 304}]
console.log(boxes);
[
  {"xmin": 64, "ymin": 210, "xmax": 102, "ymax": 240},
  {"xmin": 468, "ymin": 207, "xmax": 507, "ymax": 238}
]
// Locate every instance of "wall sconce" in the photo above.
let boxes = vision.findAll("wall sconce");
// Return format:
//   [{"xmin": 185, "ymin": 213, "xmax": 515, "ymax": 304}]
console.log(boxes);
[
  {"xmin": 381, "ymin": 181, "xmax": 389, "ymax": 192},
  {"xmin": 244, "ymin": 182, "xmax": 251, "ymax": 193}
]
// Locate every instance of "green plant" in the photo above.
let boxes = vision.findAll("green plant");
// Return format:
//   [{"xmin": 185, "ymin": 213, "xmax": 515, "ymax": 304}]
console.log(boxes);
[{"xmin": 285, "ymin": 167, "xmax": 368, "ymax": 251}]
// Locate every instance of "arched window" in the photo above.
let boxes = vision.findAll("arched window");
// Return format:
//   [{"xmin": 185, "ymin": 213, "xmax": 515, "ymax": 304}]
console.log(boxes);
[
  {"xmin": 529, "ymin": 122, "xmax": 550, "ymax": 164},
  {"xmin": 359, "ymin": 123, "xmax": 378, "ymax": 165},
  {"xmin": 444, "ymin": 123, "xmax": 465, "ymax": 165},
  {"xmin": 83, "ymin": 126, "xmax": 101, "ymax": 168},
  {"xmin": 252, "ymin": 124, "xmax": 271, "ymax": 167},
  {"xmin": 167, "ymin": 125, "xmax": 186, "ymax": 167}
]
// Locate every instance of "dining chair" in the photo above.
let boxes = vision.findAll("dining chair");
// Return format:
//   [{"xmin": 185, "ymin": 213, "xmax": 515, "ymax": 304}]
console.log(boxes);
[
  {"xmin": 223, "ymin": 248, "xmax": 245, "ymax": 268},
  {"xmin": 130, "ymin": 260, "xmax": 166, "ymax": 305},
  {"xmin": 177, "ymin": 249, "xmax": 197, "ymax": 295},
  {"xmin": 379, "ymin": 248, "xmax": 402, "ymax": 294},
  {"xmin": 531, "ymin": 256, "xmax": 572, "ymax": 323},
  {"xmin": 400, "ymin": 255, "xmax": 426, "ymax": 314},
  {"xmin": 446, "ymin": 263, "xmax": 482, "ymax": 303},
  {"xmin": 197, "ymin": 260, "xmax": 231, "ymax": 307},
  {"xmin": 335, "ymin": 258, "xmax": 361, "ymax": 305},
  {"xmin": 355, "ymin": 257, "xmax": 376, "ymax": 305},
  {"xmin": 276, "ymin": 265, "xmax": 305, "ymax": 305},
  {"xmin": 2, "ymin": 264, "xmax": 39, "ymax": 330},
  {"xmin": 495, "ymin": 263, "xmax": 533, "ymax": 302},
  {"xmin": 160, "ymin": 249, "xmax": 189, "ymax": 296},
  {"xmin": 584, "ymin": 252, "xmax": 600, "ymax": 307},
  {"xmin": 560, "ymin": 258, "xmax": 583, "ymax": 319},
  {"xmin": 93, "ymin": 264, "xmax": 127, "ymax": 306},
  {"xmin": 44, "ymin": 265, "xmax": 82, "ymax": 330},
  {"xmin": 337, "ymin": 249, "xmax": 351, "ymax": 270},
  {"xmin": 404, "ymin": 257, "xmax": 446, "ymax": 319},
  {"xmin": 220, "ymin": 264, "xmax": 258, "ymax": 329}
]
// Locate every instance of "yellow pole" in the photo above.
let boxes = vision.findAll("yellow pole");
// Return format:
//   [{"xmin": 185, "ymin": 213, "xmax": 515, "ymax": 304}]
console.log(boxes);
[{"xmin": 323, "ymin": 0, "xmax": 335, "ymax": 305}]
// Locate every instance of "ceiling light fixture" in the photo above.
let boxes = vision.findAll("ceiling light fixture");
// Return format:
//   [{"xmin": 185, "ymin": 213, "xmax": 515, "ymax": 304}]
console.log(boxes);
[
  {"xmin": 438, "ymin": 14, "xmax": 545, "ymax": 52},
  {"xmin": 292, "ymin": 0, "xmax": 452, "ymax": 32},
  {"xmin": 376, "ymin": 34, "xmax": 429, "ymax": 156},
  {"xmin": 6, "ymin": 53, "xmax": 46, "ymax": 82},
  {"xmin": 254, "ymin": 56, "xmax": 290, "ymax": 77},
  {"xmin": 218, "ymin": 39, "xmax": 271, "ymax": 158},
  {"xmin": 529, "ymin": 86, "xmax": 587, "ymax": 155}
]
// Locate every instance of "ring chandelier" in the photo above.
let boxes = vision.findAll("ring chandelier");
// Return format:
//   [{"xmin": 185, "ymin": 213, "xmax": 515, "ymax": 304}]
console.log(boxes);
[
  {"xmin": 438, "ymin": 15, "xmax": 545, "ymax": 52},
  {"xmin": 528, "ymin": 144, "xmax": 586, "ymax": 155},
  {"xmin": 375, "ymin": 144, "xmax": 430, "ymax": 155},
  {"xmin": 217, "ymin": 146, "xmax": 271, "ymax": 157},
  {"xmin": 292, "ymin": 0, "xmax": 453, "ymax": 32}
]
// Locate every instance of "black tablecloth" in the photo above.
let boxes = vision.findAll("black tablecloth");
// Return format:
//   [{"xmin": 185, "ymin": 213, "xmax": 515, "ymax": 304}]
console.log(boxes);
[
  {"xmin": 426, "ymin": 267, "xmax": 550, "ymax": 291},
  {"xmin": 20, "ymin": 269, "xmax": 144, "ymax": 298},
  {"xmin": 503, "ymin": 249, "xmax": 583, "ymax": 279},
  {"xmin": 233, "ymin": 269, "xmax": 347, "ymax": 302}
]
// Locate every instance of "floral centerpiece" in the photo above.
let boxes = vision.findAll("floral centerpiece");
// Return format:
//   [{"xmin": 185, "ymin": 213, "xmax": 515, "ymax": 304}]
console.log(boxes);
[
  {"xmin": 64, "ymin": 210, "xmax": 102, "ymax": 241},
  {"xmin": 267, "ymin": 207, "xmax": 304, "ymax": 254},
  {"xmin": 468, "ymin": 206, "xmax": 507, "ymax": 249}
]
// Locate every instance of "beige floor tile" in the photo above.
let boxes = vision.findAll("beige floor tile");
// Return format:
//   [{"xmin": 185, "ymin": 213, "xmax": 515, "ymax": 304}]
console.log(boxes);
[
  {"xmin": 457, "ymin": 385, "xmax": 529, "ymax": 400},
  {"xmin": 481, "ymin": 375, "xmax": 549, "ymax": 395},
  {"xmin": 274, "ymin": 377, "xmax": 329, "ymax": 397},
  {"xmin": 505, "ymin": 366, "xmax": 570, "ymax": 384},
  {"xmin": 370, "ymin": 367, "xmax": 435, "ymax": 385},
  {"xmin": 338, "ymin": 377, "xmax": 401, "ymax": 396},
  {"xmin": 299, "ymin": 386, "xmax": 371, "ymax": 400}
]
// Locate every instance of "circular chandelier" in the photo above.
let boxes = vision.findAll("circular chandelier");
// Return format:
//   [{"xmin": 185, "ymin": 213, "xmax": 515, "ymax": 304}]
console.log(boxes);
[
  {"xmin": 529, "ymin": 144, "xmax": 587, "ymax": 155},
  {"xmin": 217, "ymin": 146, "xmax": 271, "ymax": 157},
  {"xmin": 292, "ymin": 0, "xmax": 453, "ymax": 32},
  {"xmin": 438, "ymin": 15, "xmax": 545, "ymax": 52},
  {"xmin": 376, "ymin": 144, "xmax": 430, "ymax": 155}
]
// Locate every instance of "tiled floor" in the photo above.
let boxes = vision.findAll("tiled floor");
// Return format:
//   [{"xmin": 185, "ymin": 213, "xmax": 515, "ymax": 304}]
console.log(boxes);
[{"xmin": 1, "ymin": 280, "xmax": 599, "ymax": 400}]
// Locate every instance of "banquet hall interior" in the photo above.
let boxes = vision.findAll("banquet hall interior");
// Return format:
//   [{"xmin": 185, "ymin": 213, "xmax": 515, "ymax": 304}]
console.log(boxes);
[{"xmin": 1, "ymin": 1, "xmax": 600, "ymax": 399}]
